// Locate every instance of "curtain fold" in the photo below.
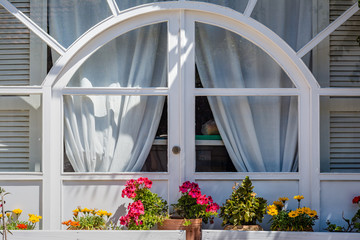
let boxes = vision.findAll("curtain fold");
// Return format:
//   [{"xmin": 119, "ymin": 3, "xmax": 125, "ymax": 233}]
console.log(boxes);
[
  {"xmin": 49, "ymin": 1, "xmax": 167, "ymax": 172},
  {"xmin": 195, "ymin": 0, "xmax": 311, "ymax": 172}
]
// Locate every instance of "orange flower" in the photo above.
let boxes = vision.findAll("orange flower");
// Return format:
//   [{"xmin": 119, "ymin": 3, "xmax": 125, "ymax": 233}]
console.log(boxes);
[
  {"xmin": 16, "ymin": 223, "xmax": 28, "ymax": 229},
  {"xmin": 62, "ymin": 220, "xmax": 72, "ymax": 226},
  {"xmin": 70, "ymin": 221, "xmax": 80, "ymax": 227}
]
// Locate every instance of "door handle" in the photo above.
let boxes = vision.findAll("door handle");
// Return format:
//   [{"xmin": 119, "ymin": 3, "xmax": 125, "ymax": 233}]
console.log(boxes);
[{"xmin": 172, "ymin": 146, "xmax": 181, "ymax": 154}]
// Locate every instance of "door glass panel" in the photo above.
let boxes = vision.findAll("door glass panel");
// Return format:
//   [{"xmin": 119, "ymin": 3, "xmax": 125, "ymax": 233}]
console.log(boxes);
[
  {"xmin": 251, "ymin": 0, "xmax": 313, "ymax": 52},
  {"xmin": 320, "ymin": 96, "xmax": 360, "ymax": 172},
  {"xmin": 195, "ymin": 96, "xmax": 298, "ymax": 172},
  {"xmin": 115, "ymin": 0, "xmax": 175, "ymax": 10},
  {"xmin": 63, "ymin": 95, "xmax": 167, "ymax": 173},
  {"xmin": 189, "ymin": 0, "xmax": 248, "ymax": 13},
  {"xmin": 48, "ymin": 0, "xmax": 112, "ymax": 48},
  {"xmin": 195, "ymin": 23, "xmax": 294, "ymax": 88},
  {"xmin": 67, "ymin": 23, "xmax": 167, "ymax": 88}
]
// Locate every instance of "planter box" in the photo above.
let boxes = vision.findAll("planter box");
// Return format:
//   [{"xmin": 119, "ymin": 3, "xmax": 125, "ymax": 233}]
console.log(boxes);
[
  {"xmin": 202, "ymin": 230, "xmax": 360, "ymax": 240},
  {"xmin": 6, "ymin": 230, "xmax": 185, "ymax": 240}
]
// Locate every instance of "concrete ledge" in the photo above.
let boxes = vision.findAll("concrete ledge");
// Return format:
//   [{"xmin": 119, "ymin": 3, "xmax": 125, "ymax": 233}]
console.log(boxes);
[
  {"xmin": 6, "ymin": 230, "xmax": 185, "ymax": 240},
  {"xmin": 202, "ymin": 230, "xmax": 360, "ymax": 240}
]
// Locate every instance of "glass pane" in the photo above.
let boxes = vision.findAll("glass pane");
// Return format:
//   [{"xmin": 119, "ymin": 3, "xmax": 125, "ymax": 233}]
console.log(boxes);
[
  {"xmin": 320, "ymin": 97, "xmax": 360, "ymax": 173},
  {"xmin": 67, "ymin": 23, "xmax": 167, "ymax": 88},
  {"xmin": 189, "ymin": 0, "xmax": 248, "ymax": 13},
  {"xmin": 0, "ymin": 95, "xmax": 42, "ymax": 172},
  {"xmin": 0, "ymin": 5, "xmax": 47, "ymax": 86},
  {"xmin": 195, "ymin": 96, "xmax": 235, "ymax": 172},
  {"xmin": 48, "ymin": 0, "xmax": 112, "ymax": 48},
  {"xmin": 196, "ymin": 96, "xmax": 298, "ymax": 172},
  {"xmin": 63, "ymin": 95, "xmax": 167, "ymax": 172},
  {"xmin": 251, "ymin": 0, "xmax": 312, "ymax": 52},
  {"xmin": 115, "ymin": 0, "xmax": 175, "ymax": 10},
  {"xmin": 195, "ymin": 23, "xmax": 294, "ymax": 88}
]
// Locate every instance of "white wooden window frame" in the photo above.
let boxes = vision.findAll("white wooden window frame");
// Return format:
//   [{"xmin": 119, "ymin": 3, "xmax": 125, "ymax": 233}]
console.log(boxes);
[{"xmin": 0, "ymin": 0, "xmax": 359, "ymax": 230}]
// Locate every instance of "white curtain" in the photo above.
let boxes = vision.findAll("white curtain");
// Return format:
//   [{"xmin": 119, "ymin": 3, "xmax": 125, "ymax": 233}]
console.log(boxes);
[
  {"xmin": 49, "ymin": 1, "xmax": 167, "ymax": 172},
  {"xmin": 195, "ymin": 0, "xmax": 312, "ymax": 172}
]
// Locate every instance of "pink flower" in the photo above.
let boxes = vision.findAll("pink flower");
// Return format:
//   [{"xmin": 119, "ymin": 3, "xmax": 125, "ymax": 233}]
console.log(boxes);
[
  {"xmin": 189, "ymin": 188, "xmax": 201, "ymax": 198},
  {"xmin": 206, "ymin": 203, "xmax": 220, "ymax": 213},
  {"xmin": 144, "ymin": 179, "xmax": 152, "ymax": 189},
  {"xmin": 137, "ymin": 177, "xmax": 146, "ymax": 185},
  {"xmin": 208, "ymin": 196, "xmax": 213, "ymax": 203},
  {"xmin": 196, "ymin": 195, "xmax": 209, "ymax": 205}
]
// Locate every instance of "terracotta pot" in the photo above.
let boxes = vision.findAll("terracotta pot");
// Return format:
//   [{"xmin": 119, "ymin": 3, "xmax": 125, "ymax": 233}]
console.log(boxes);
[
  {"xmin": 224, "ymin": 224, "xmax": 263, "ymax": 231},
  {"xmin": 158, "ymin": 218, "xmax": 202, "ymax": 240}
]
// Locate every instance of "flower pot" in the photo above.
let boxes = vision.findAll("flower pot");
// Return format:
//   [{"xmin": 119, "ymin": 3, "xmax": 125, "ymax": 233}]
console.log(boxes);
[
  {"xmin": 224, "ymin": 224, "xmax": 263, "ymax": 231},
  {"xmin": 158, "ymin": 218, "xmax": 202, "ymax": 240}
]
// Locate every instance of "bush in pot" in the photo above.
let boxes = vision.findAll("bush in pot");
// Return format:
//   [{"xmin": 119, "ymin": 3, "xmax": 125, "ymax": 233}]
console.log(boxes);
[
  {"xmin": 159, "ymin": 181, "xmax": 219, "ymax": 240},
  {"xmin": 219, "ymin": 176, "xmax": 267, "ymax": 230}
]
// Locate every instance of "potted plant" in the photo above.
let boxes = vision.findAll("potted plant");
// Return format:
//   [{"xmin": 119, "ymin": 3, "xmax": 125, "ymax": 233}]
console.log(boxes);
[
  {"xmin": 119, "ymin": 177, "xmax": 168, "ymax": 230},
  {"xmin": 267, "ymin": 195, "xmax": 318, "ymax": 231},
  {"xmin": 0, "ymin": 187, "xmax": 42, "ymax": 235},
  {"xmin": 158, "ymin": 181, "xmax": 219, "ymax": 240},
  {"xmin": 325, "ymin": 194, "xmax": 360, "ymax": 232},
  {"xmin": 62, "ymin": 207, "xmax": 113, "ymax": 230},
  {"xmin": 219, "ymin": 176, "xmax": 267, "ymax": 231}
]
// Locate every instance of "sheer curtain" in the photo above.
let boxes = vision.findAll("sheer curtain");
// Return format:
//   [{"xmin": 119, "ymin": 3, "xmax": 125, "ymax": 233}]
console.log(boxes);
[
  {"xmin": 49, "ymin": 1, "xmax": 167, "ymax": 172},
  {"xmin": 195, "ymin": 0, "xmax": 312, "ymax": 172}
]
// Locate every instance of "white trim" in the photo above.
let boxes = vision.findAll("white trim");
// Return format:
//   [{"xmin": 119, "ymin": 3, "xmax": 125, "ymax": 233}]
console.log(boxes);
[
  {"xmin": 0, "ymin": 87, "xmax": 43, "ymax": 94},
  {"xmin": 62, "ymin": 88, "xmax": 169, "ymax": 95},
  {"xmin": 297, "ymin": 2, "xmax": 359, "ymax": 58},
  {"xmin": 243, "ymin": 0, "xmax": 257, "ymax": 17},
  {"xmin": 106, "ymin": 0, "xmax": 120, "ymax": 16},
  {"xmin": 0, "ymin": 0, "xmax": 66, "ymax": 55},
  {"xmin": 193, "ymin": 88, "xmax": 300, "ymax": 96}
]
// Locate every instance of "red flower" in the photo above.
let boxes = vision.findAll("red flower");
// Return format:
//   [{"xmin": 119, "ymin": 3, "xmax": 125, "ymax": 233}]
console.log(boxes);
[
  {"xmin": 352, "ymin": 196, "xmax": 360, "ymax": 204},
  {"xmin": 189, "ymin": 188, "xmax": 201, "ymax": 198},
  {"xmin": 196, "ymin": 195, "xmax": 209, "ymax": 205}
]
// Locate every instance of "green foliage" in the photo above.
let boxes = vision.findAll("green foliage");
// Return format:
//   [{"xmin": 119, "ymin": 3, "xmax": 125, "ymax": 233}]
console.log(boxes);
[
  {"xmin": 62, "ymin": 208, "xmax": 112, "ymax": 230},
  {"xmin": 129, "ymin": 188, "xmax": 168, "ymax": 230},
  {"xmin": 219, "ymin": 176, "xmax": 267, "ymax": 226},
  {"xmin": 325, "ymin": 209, "xmax": 360, "ymax": 232}
]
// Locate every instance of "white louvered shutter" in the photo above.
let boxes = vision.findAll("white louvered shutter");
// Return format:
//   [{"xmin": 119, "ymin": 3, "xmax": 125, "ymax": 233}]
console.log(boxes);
[
  {"xmin": 0, "ymin": 110, "xmax": 30, "ymax": 171},
  {"xmin": 330, "ymin": 0, "xmax": 360, "ymax": 87},
  {"xmin": 0, "ymin": 0, "xmax": 42, "ymax": 172},
  {"xmin": 0, "ymin": 0, "xmax": 30, "ymax": 86}
]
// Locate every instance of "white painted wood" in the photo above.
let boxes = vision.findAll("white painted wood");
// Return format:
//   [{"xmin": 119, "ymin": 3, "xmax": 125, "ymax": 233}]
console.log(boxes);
[
  {"xmin": 0, "ymin": 0, "xmax": 66, "ymax": 55},
  {"xmin": 202, "ymin": 230, "xmax": 360, "ymax": 240},
  {"xmin": 297, "ymin": 2, "xmax": 359, "ymax": 58},
  {"xmin": 62, "ymin": 87, "xmax": 168, "ymax": 95},
  {"xmin": 106, "ymin": 0, "xmax": 120, "ymax": 16},
  {"xmin": 243, "ymin": 0, "xmax": 257, "ymax": 17},
  {"xmin": 7, "ymin": 230, "xmax": 185, "ymax": 240},
  {"xmin": 193, "ymin": 88, "xmax": 300, "ymax": 96}
]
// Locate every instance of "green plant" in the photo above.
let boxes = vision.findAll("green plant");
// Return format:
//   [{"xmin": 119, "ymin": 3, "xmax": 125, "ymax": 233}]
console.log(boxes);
[
  {"xmin": 267, "ymin": 195, "xmax": 318, "ymax": 231},
  {"xmin": 171, "ymin": 181, "xmax": 219, "ymax": 224},
  {"xmin": 62, "ymin": 207, "xmax": 112, "ymax": 230},
  {"xmin": 120, "ymin": 177, "xmax": 168, "ymax": 230},
  {"xmin": 219, "ymin": 176, "xmax": 267, "ymax": 227},
  {"xmin": 0, "ymin": 188, "xmax": 41, "ymax": 237},
  {"xmin": 325, "ymin": 195, "xmax": 360, "ymax": 232}
]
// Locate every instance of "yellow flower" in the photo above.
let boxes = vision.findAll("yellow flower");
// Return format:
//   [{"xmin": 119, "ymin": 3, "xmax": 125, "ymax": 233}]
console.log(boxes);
[
  {"xmin": 106, "ymin": 212, "xmax": 112, "ymax": 217},
  {"xmin": 12, "ymin": 209, "xmax": 22, "ymax": 215},
  {"xmin": 303, "ymin": 207, "xmax": 312, "ymax": 215},
  {"xmin": 273, "ymin": 200, "xmax": 284, "ymax": 208},
  {"xmin": 73, "ymin": 208, "xmax": 80, "ymax": 216},
  {"xmin": 308, "ymin": 210, "xmax": 317, "ymax": 218},
  {"xmin": 28, "ymin": 214, "xmax": 42, "ymax": 223},
  {"xmin": 96, "ymin": 209, "xmax": 108, "ymax": 216},
  {"xmin": 0, "ymin": 214, "xmax": 2, "ymax": 218},
  {"xmin": 267, "ymin": 209, "xmax": 278, "ymax": 216},
  {"xmin": 6, "ymin": 213, "xmax": 10, "ymax": 217},
  {"xmin": 288, "ymin": 211, "xmax": 298, "ymax": 218},
  {"xmin": 296, "ymin": 208, "xmax": 305, "ymax": 214},
  {"xmin": 294, "ymin": 195, "xmax": 304, "ymax": 201},
  {"xmin": 251, "ymin": 192, "xmax": 257, "ymax": 197},
  {"xmin": 278, "ymin": 197, "xmax": 289, "ymax": 202},
  {"xmin": 81, "ymin": 207, "xmax": 91, "ymax": 213}
]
